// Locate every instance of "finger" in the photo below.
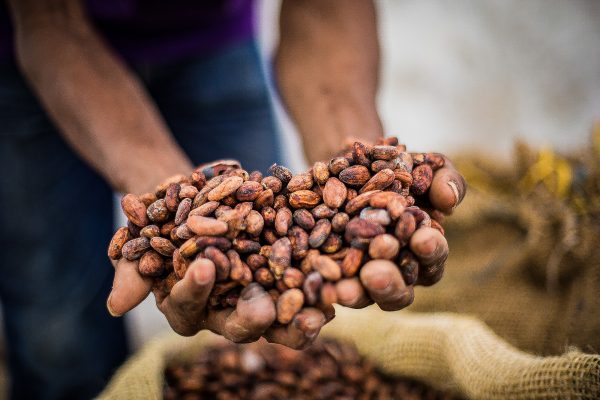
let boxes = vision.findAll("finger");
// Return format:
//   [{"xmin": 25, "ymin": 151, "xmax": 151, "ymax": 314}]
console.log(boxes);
[
  {"xmin": 336, "ymin": 278, "xmax": 372, "ymax": 309},
  {"xmin": 107, "ymin": 258, "xmax": 153, "ymax": 317},
  {"xmin": 428, "ymin": 158, "xmax": 467, "ymax": 214},
  {"xmin": 359, "ymin": 260, "xmax": 414, "ymax": 311},
  {"xmin": 410, "ymin": 227, "xmax": 449, "ymax": 286},
  {"xmin": 264, "ymin": 307, "xmax": 327, "ymax": 349},
  {"xmin": 206, "ymin": 283, "xmax": 276, "ymax": 343},
  {"xmin": 160, "ymin": 258, "xmax": 216, "ymax": 336}
]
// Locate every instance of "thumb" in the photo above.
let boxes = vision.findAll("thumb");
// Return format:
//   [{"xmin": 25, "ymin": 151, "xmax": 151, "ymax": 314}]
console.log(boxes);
[{"xmin": 107, "ymin": 258, "xmax": 153, "ymax": 317}]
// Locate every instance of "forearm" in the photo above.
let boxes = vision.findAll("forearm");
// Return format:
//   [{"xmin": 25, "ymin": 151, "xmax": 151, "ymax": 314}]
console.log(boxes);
[
  {"xmin": 8, "ymin": 0, "xmax": 192, "ymax": 194},
  {"xmin": 276, "ymin": 0, "xmax": 382, "ymax": 164}
]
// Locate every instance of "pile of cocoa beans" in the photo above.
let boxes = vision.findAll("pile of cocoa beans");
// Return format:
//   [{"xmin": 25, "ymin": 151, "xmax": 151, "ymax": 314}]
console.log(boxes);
[
  {"xmin": 108, "ymin": 137, "xmax": 446, "ymax": 324},
  {"xmin": 164, "ymin": 338, "xmax": 459, "ymax": 400}
]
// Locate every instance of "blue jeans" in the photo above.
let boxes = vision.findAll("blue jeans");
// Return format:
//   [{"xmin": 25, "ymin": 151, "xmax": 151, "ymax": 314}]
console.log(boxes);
[{"xmin": 0, "ymin": 39, "xmax": 279, "ymax": 400}]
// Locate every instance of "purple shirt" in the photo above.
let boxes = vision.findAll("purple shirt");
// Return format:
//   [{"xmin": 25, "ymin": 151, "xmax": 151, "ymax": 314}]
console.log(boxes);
[{"xmin": 0, "ymin": 0, "xmax": 255, "ymax": 65}]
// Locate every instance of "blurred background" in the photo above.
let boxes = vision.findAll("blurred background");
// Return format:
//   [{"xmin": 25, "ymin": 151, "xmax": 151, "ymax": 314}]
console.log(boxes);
[
  {"xmin": 2, "ymin": 1, "xmax": 600, "ymax": 396},
  {"xmin": 123, "ymin": 0, "xmax": 600, "ymax": 350}
]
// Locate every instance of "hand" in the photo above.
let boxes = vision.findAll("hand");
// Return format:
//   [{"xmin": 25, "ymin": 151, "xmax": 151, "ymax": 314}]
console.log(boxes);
[
  {"xmin": 335, "ymin": 154, "xmax": 466, "ymax": 310},
  {"xmin": 107, "ymin": 257, "xmax": 327, "ymax": 349}
]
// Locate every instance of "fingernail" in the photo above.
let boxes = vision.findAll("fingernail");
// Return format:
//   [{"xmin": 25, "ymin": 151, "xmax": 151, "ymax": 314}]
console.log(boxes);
[
  {"xmin": 447, "ymin": 180, "xmax": 460, "ymax": 210},
  {"xmin": 106, "ymin": 294, "xmax": 122, "ymax": 317},
  {"xmin": 193, "ymin": 266, "xmax": 211, "ymax": 285},
  {"xmin": 240, "ymin": 283, "xmax": 262, "ymax": 301}
]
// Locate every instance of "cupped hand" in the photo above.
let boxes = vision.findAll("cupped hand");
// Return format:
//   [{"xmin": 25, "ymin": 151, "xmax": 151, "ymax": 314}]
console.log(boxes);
[
  {"xmin": 107, "ymin": 258, "xmax": 327, "ymax": 349},
  {"xmin": 336, "ymin": 153, "xmax": 465, "ymax": 310}
]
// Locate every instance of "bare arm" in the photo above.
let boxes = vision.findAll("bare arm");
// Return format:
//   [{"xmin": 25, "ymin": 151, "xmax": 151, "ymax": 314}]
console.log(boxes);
[
  {"xmin": 7, "ymin": 0, "xmax": 192, "ymax": 194},
  {"xmin": 276, "ymin": 0, "xmax": 382, "ymax": 163}
]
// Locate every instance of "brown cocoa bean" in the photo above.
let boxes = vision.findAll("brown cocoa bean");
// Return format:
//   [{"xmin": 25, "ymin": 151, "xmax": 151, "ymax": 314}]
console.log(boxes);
[
  {"xmin": 139, "ymin": 250, "xmax": 165, "ymax": 277},
  {"xmin": 371, "ymin": 145, "xmax": 399, "ymax": 160},
  {"xmin": 273, "ymin": 194, "xmax": 288, "ymax": 210},
  {"xmin": 248, "ymin": 170, "xmax": 263, "ymax": 182},
  {"xmin": 204, "ymin": 246, "xmax": 231, "ymax": 281},
  {"xmin": 172, "ymin": 249, "xmax": 189, "ymax": 279},
  {"xmin": 261, "ymin": 176, "xmax": 283, "ymax": 193},
  {"xmin": 208, "ymin": 176, "xmax": 244, "ymax": 201},
  {"xmin": 121, "ymin": 194, "xmax": 149, "ymax": 227},
  {"xmin": 246, "ymin": 254, "xmax": 268, "ymax": 271},
  {"xmin": 288, "ymin": 226, "xmax": 309, "ymax": 260},
  {"xmin": 261, "ymin": 206, "xmax": 276, "ymax": 226},
  {"xmin": 268, "ymin": 237, "xmax": 292, "ymax": 278},
  {"xmin": 213, "ymin": 281, "xmax": 239, "ymax": 296},
  {"xmin": 122, "ymin": 237, "xmax": 150, "ymax": 260},
  {"xmin": 405, "ymin": 206, "xmax": 432, "ymax": 228},
  {"xmin": 311, "ymin": 204, "xmax": 337, "ymax": 219},
  {"xmin": 320, "ymin": 283, "xmax": 337, "ymax": 307},
  {"xmin": 331, "ymin": 212, "xmax": 350, "ymax": 233},
  {"xmin": 174, "ymin": 198, "xmax": 192, "ymax": 225},
  {"xmin": 328, "ymin": 157, "xmax": 350, "ymax": 175},
  {"xmin": 233, "ymin": 238, "xmax": 261, "ymax": 254},
  {"xmin": 346, "ymin": 188, "xmax": 358, "ymax": 202},
  {"xmin": 341, "ymin": 248, "xmax": 364, "ymax": 277},
  {"xmin": 263, "ymin": 228, "xmax": 278, "ymax": 245},
  {"xmin": 245, "ymin": 210, "xmax": 264, "ymax": 237},
  {"xmin": 359, "ymin": 169, "xmax": 395, "ymax": 193},
  {"xmin": 175, "ymin": 223, "xmax": 193, "ymax": 240},
  {"xmin": 359, "ymin": 208, "xmax": 391, "ymax": 226},
  {"xmin": 352, "ymin": 141, "xmax": 371, "ymax": 167},
  {"xmin": 274, "ymin": 207, "xmax": 292, "ymax": 236},
  {"xmin": 286, "ymin": 173, "xmax": 313, "ymax": 192},
  {"xmin": 344, "ymin": 190, "xmax": 381, "ymax": 214},
  {"xmin": 190, "ymin": 168, "xmax": 206, "ymax": 189},
  {"xmin": 139, "ymin": 192, "xmax": 158, "ymax": 208},
  {"xmin": 159, "ymin": 221, "xmax": 176, "ymax": 237},
  {"xmin": 140, "ymin": 224, "xmax": 160, "ymax": 238},
  {"xmin": 189, "ymin": 201, "xmax": 219, "ymax": 217},
  {"xmin": 268, "ymin": 164, "xmax": 293, "ymax": 184},
  {"xmin": 235, "ymin": 180, "xmax": 263, "ymax": 201},
  {"xmin": 398, "ymin": 250, "xmax": 419, "ymax": 286},
  {"xmin": 254, "ymin": 267, "xmax": 275, "ymax": 287},
  {"xmin": 387, "ymin": 196, "xmax": 407, "ymax": 220},
  {"xmin": 309, "ymin": 219, "xmax": 332, "ymax": 248},
  {"xmin": 147, "ymin": 199, "xmax": 170, "ymax": 223},
  {"xmin": 254, "ymin": 188, "xmax": 274, "ymax": 208},
  {"xmin": 187, "ymin": 215, "xmax": 229, "ymax": 236},
  {"xmin": 300, "ymin": 249, "xmax": 319, "ymax": 274},
  {"xmin": 320, "ymin": 233, "xmax": 342, "ymax": 254},
  {"xmin": 394, "ymin": 169, "xmax": 413, "ymax": 186},
  {"xmin": 283, "ymin": 268, "xmax": 305, "ymax": 289},
  {"xmin": 108, "ymin": 227, "xmax": 130, "ymax": 260},
  {"xmin": 165, "ymin": 183, "xmax": 181, "ymax": 212},
  {"xmin": 394, "ymin": 212, "xmax": 416, "ymax": 246},
  {"xmin": 126, "ymin": 221, "xmax": 141, "ymax": 238},
  {"xmin": 288, "ymin": 190, "xmax": 321, "ymax": 209},
  {"xmin": 276, "ymin": 288, "xmax": 304, "ymax": 324},
  {"xmin": 368, "ymin": 234, "xmax": 400, "ymax": 260},
  {"xmin": 292, "ymin": 209, "xmax": 315, "ymax": 230},
  {"xmin": 179, "ymin": 185, "xmax": 199, "ymax": 199},
  {"xmin": 227, "ymin": 250, "xmax": 245, "ymax": 282},
  {"xmin": 322, "ymin": 177, "xmax": 347, "ymax": 209},
  {"xmin": 303, "ymin": 271, "xmax": 322, "ymax": 305},
  {"xmin": 410, "ymin": 164, "xmax": 433, "ymax": 195},
  {"xmin": 150, "ymin": 236, "xmax": 176, "ymax": 257},
  {"xmin": 344, "ymin": 217, "xmax": 385, "ymax": 240},
  {"xmin": 179, "ymin": 237, "xmax": 200, "ymax": 258},
  {"xmin": 370, "ymin": 159, "xmax": 396, "ymax": 173},
  {"xmin": 312, "ymin": 161, "xmax": 330, "ymax": 185},
  {"xmin": 368, "ymin": 191, "xmax": 397, "ymax": 209},
  {"xmin": 313, "ymin": 255, "xmax": 342, "ymax": 281},
  {"xmin": 338, "ymin": 165, "xmax": 371, "ymax": 186}
]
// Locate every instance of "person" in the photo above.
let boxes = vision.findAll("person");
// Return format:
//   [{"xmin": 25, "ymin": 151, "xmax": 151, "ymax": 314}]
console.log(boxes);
[{"xmin": 0, "ymin": 0, "xmax": 466, "ymax": 398}]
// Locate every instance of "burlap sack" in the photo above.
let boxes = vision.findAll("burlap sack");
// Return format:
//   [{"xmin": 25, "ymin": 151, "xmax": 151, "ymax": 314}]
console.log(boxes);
[
  {"xmin": 99, "ymin": 308, "xmax": 600, "ymax": 400},
  {"xmin": 411, "ymin": 130, "xmax": 600, "ymax": 355}
]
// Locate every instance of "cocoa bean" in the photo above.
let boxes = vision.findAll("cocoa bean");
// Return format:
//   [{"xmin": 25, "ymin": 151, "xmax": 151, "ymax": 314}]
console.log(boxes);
[
  {"xmin": 359, "ymin": 168, "xmax": 395, "ymax": 193},
  {"xmin": 121, "ymin": 194, "xmax": 149, "ymax": 227},
  {"xmin": 204, "ymin": 246, "xmax": 231, "ymax": 281},
  {"xmin": 288, "ymin": 226, "xmax": 309, "ymax": 260},
  {"xmin": 398, "ymin": 250, "xmax": 419, "ymax": 286},
  {"xmin": 313, "ymin": 255, "xmax": 342, "ymax": 281},
  {"xmin": 275, "ymin": 207, "xmax": 292, "ymax": 236},
  {"xmin": 282, "ymin": 268, "xmax": 305, "ymax": 289},
  {"xmin": 108, "ymin": 227, "xmax": 130, "ymax": 260},
  {"xmin": 268, "ymin": 164, "xmax": 293, "ymax": 184},
  {"xmin": 292, "ymin": 209, "xmax": 315, "ymax": 230},
  {"xmin": 368, "ymin": 234, "xmax": 400, "ymax": 260},
  {"xmin": 371, "ymin": 145, "xmax": 399, "ymax": 160},
  {"xmin": 320, "ymin": 233, "xmax": 342, "ymax": 254},
  {"xmin": 139, "ymin": 250, "xmax": 165, "ymax": 277},
  {"xmin": 328, "ymin": 157, "xmax": 350, "ymax": 175},
  {"xmin": 165, "ymin": 183, "xmax": 181, "ymax": 212},
  {"xmin": 254, "ymin": 188, "xmax": 274, "ymax": 208},
  {"xmin": 261, "ymin": 206, "xmax": 276, "ymax": 226},
  {"xmin": 140, "ymin": 224, "xmax": 160, "ymax": 238},
  {"xmin": 394, "ymin": 212, "xmax": 416, "ymax": 246},
  {"xmin": 147, "ymin": 199, "xmax": 170, "ymax": 223},
  {"xmin": 302, "ymin": 271, "xmax": 322, "ymax": 305},
  {"xmin": 268, "ymin": 237, "xmax": 292, "ymax": 278},
  {"xmin": 246, "ymin": 254, "xmax": 268, "ymax": 271},
  {"xmin": 331, "ymin": 212, "xmax": 350, "ymax": 233},
  {"xmin": 300, "ymin": 249, "xmax": 319, "ymax": 274},
  {"xmin": 122, "ymin": 237, "xmax": 150, "ymax": 260},
  {"xmin": 174, "ymin": 198, "xmax": 192, "ymax": 225},
  {"xmin": 172, "ymin": 249, "xmax": 189, "ymax": 279},
  {"xmin": 309, "ymin": 219, "xmax": 332, "ymax": 248},
  {"xmin": 138, "ymin": 192, "xmax": 157, "ymax": 208},
  {"xmin": 208, "ymin": 176, "xmax": 244, "ymax": 201},
  {"xmin": 175, "ymin": 223, "xmax": 193, "ymax": 240},
  {"xmin": 311, "ymin": 204, "xmax": 337, "ymax": 219},
  {"xmin": 344, "ymin": 190, "xmax": 381, "ymax": 214},
  {"xmin": 345, "ymin": 217, "xmax": 385, "ymax": 240},
  {"xmin": 276, "ymin": 288, "xmax": 304, "ymax": 324},
  {"xmin": 410, "ymin": 164, "xmax": 433, "ymax": 195},
  {"xmin": 245, "ymin": 210, "xmax": 264, "ymax": 237},
  {"xmin": 248, "ymin": 170, "xmax": 263, "ymax": 182},
  {"xmin": 341, "ymin": 248, "xmax": 364, "ymax": 277},
  {"xmin": 254, "ymin": 267, "xmax": 275, "ymax": 287},
  {"xmin": 286, "ymin": 173, "xmax": 313, "ymax": 192},
  {"xmin": 150, "ymin": 236, "xmax": 176, "ymax": 257},
  {"xmin": 233, "ymin": 238, "xmax": 261, "ymax": 254},
  {"xmin": 179, "ymin": 185, "xmax": 199, "ymax": 199},
  {"xmin": 288, "ymin": 190, "xmax": 321, "ymax": 209},
  {"xmin": 338, "ymin": 165, "xmax": 371, "ymax": 186},
  {"xmin": 235, "ymin": 180, "xmax": 263, "ymax": 201},
  {"xmin": 322, "ymin": 177, "xmax": 347, "ymax": 209},
  {"xmin": 187, "ymin": 215, "xmax": 228, "ymax": 236},
  {"xmin": 273, "ymin": 194, "xmax": 288, "ymax": 210},
  {"xmin": 261, "ymin": 176, "xmax": 283, "ymax": 193},
  {"xmin": 359, "ymin": 208, "xmax": 391, "ymax": 226},
  {"xmin": 312, "ymin": 161, "xmax": 330, "ymax": 185},
  {"xmin": 189, "ymin": 201, "xmax": 219, "ymax": 217}
]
